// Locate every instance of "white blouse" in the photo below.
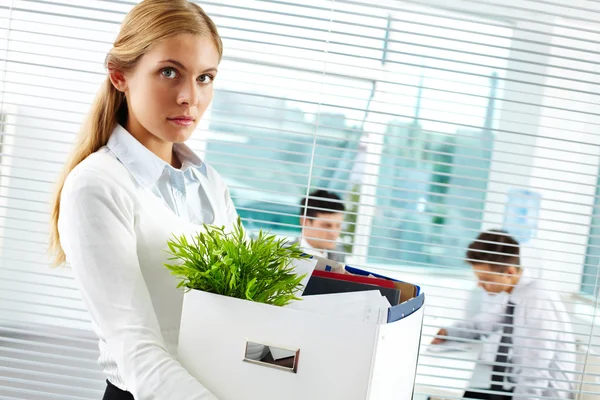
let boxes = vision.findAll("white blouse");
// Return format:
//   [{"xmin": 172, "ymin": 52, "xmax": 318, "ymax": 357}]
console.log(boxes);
[{"xmin": 58, "ymin": 126, "xmax": 238, "ymax": 399}]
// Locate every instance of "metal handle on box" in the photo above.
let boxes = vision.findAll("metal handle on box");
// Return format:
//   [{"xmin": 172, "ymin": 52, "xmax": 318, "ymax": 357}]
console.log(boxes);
[{"xmin": 243, "ymin": 341, "xmax": 300, "ymax": 373}]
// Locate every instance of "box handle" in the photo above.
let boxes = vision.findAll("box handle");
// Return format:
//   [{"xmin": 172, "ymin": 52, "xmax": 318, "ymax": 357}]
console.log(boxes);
[{"xmin": 243, "ymin": 341, "xmax": 300, "ymax": 373}]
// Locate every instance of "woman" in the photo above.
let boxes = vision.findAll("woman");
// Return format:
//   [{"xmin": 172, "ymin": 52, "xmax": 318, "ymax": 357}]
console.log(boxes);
[{"xmin": 49, "ymin": 1, "xmax": 236, "ymax": 399}]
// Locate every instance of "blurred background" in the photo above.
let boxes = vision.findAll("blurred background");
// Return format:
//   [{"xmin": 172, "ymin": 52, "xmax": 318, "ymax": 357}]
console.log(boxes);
[{"xmin": 0, "ymin": 0, "xmax": 599, "ymax": 398}]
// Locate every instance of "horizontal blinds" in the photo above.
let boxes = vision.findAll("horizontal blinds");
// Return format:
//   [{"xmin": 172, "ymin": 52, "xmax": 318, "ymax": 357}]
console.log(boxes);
[{"xmin": 0, "ymin": 0, "xmax": 599, "ymax": 399}]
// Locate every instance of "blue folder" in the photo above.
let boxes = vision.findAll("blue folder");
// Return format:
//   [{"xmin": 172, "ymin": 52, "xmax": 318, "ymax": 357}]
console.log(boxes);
[
  {"xmin": 344, "ymin": 265, "xmax": 424, "ymax": 323},
  {"xmin": 386, "ymin": 293, "xmax": 425, "ymax": 323},
  {"xmin": 344, "ymin": 266, "xmax": 421, "ymax": 296}
]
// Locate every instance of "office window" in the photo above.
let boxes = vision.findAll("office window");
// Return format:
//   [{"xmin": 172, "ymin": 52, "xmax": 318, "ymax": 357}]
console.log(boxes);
[
  {"xmin": 583, "ymin": 175, "xmax": 600, "ymax": 297},
  {"xmin": 205, "ymin": 69, "xmax": 369, "ymax": 234},
  {"xmin": 367, "ymin": 68, "xmax": 503, "ymax": 268},
  {"xmin": 204, "ymin": 6, "xmax": 512, "ymax": 274}
]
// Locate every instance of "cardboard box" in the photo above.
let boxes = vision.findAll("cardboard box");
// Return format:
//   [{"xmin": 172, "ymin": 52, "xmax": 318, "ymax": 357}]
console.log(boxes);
[{"xmin": 177, "ymin": 257, "xmax": 425, "ymax": 400}]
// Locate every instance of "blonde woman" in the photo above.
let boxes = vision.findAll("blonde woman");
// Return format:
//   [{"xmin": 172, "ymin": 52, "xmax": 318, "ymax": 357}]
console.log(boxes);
[{"xmin": 49, "ymin": 1, "xmax": 236, "ymax": 399}]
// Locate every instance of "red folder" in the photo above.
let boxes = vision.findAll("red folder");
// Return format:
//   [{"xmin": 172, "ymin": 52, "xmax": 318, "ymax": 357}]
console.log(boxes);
[{"xmin": 311, "ymin": 270, "xmax": 396, "ymax": 289}]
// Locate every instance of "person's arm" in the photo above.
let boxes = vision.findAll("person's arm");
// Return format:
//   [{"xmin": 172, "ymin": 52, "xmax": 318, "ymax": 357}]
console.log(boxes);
[
  {"xmin": 58, "ymin": 167, "xmax": 217, "ymax": 400},
  {"xmin": 511, "ymin": 298, "xmax": 558, "ymax": 399},
  {"xmin": 443, "ymin": 313, "xmax": 501, "ymax": 341},
  {"xmin": 442, "ymin": 298, "xmax": 506, "ymax": 341}
]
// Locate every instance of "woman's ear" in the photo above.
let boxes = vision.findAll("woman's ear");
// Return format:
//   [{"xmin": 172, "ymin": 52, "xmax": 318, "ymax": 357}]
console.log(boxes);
[{"xmin": 108, "ymin": 63, "xmax": 127, "ymax": 93}]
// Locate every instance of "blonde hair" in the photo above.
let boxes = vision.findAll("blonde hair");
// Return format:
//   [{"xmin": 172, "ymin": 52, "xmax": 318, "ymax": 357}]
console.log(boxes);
[{"xmin": 49, "ymin": 0, "xmax": 223, "ymax": 265}]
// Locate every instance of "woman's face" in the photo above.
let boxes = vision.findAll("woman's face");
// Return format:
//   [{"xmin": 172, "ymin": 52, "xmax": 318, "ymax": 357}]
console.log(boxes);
[{"xmin": 111, "ymin": 33, "xmax": 220, "ymax": 145}]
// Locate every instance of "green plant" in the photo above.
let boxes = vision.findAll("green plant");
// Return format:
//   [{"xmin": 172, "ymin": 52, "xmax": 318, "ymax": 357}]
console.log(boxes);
[{"xmin": 165, "ymin": 218, "xmax": 309, "ymax": 306}]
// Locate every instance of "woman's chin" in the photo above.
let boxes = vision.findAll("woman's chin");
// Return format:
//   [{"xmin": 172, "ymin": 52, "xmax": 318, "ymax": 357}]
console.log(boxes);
[{"xmin": 164, "ymin": 124, "xmax": 196, "ymax": 143}]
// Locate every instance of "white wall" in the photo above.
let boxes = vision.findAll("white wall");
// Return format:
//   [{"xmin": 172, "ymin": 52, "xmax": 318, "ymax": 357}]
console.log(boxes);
[
  {"xmin": 532, "ymin": 21, "xmax": 600, "ymax": 294},
  {"xmin": 481, "ymin": 22, "xmax": 554, "ymax": 285}
]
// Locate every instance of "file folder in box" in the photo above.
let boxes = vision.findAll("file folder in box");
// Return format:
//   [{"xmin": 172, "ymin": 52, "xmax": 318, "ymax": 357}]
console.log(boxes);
[
  {"xmin": 177, "ymin": 257, "xmax": 425, "ymax": 400},
  {"xmin": 303, "ymin": 270, "xmax": 402, "ymax": 305},
  {"xmin": 309, "ymin": 254, "xmax": 421, "ymax": 304}
]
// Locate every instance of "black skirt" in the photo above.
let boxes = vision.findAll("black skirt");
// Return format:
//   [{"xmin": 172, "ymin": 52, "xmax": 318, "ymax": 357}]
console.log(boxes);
[{"xmin": 102, "ymin": 380, "xmax": 134, "ymax": 400}]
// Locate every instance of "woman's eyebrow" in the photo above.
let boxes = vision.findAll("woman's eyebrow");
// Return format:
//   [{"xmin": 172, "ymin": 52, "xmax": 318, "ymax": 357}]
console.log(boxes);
[
  {"xmin": 158, "ymin": 60, "xmax": 218, "ymax": 75},
  {"xmin": 158, "ymin": 59, "xmax": 187, "ymax": 71}
]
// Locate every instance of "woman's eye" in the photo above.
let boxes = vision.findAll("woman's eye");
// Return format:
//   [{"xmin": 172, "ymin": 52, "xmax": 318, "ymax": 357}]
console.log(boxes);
[
  {"xmin": 161, "ymin": 68, "xmax": 178, "ymax": 79},
  {"xmin": 198, "ymin": 74, "xmax": 213, "ymax": 84}
]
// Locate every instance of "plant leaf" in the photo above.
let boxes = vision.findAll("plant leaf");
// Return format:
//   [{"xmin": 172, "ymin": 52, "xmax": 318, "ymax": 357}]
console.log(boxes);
[{"xmin": 164, "ymin": 217, "xmax": 307, "ymax": 306}]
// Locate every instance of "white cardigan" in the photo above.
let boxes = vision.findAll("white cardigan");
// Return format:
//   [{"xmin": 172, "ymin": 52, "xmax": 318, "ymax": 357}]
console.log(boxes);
[{"xmin": 58, "ymin": 145, "xmax": 237, "ymax": 399}]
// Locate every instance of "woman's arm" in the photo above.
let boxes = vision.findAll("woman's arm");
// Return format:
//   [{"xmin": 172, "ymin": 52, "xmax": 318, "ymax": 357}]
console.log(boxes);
[{"xmin": 58, "ymin": 167, "xmax": 217, "ymax": 400}]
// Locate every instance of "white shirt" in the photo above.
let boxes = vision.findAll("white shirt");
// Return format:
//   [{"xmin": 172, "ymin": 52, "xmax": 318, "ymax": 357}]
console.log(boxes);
[
  {"xmin": 446, "ymin": 277, "xmax": 577, "ymax": 399},
  {"xmin": 58, "ymin": 125, "xmax": 237, "ymax": 400},
  {"xmin": 106, "ymin": 125, "xmax": 215, "ymax": 224},
  {"xmin": 300, "ymin": 237, "xmax": 327, "ymax": 258}
]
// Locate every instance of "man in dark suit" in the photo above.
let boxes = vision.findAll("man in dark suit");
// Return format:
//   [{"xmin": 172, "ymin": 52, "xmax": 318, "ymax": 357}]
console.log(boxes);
[{"xmin": 293, "ymin": 189, "xmax": 346, "ymax": 263}]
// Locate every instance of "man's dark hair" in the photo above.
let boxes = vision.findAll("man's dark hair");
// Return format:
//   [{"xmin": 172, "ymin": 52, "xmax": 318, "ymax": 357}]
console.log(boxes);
[
  {"xmin": 300, "ymin": 189, "xmax": 345, "ymax": 219},
  {"xmin": 466, "ymin": 229, "xmax": 520, "ymax": 271}
]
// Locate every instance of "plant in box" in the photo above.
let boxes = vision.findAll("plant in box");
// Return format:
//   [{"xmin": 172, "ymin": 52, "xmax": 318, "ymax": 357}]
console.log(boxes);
[{"xmin": 165, "ymin": 218, "xmax": 309, "ymax": 306}]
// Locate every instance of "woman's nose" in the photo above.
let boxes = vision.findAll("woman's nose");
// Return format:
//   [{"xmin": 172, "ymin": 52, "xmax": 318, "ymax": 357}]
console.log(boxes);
[{"xmin": 177, "ymin": 81, "xmax": 200, "ymax": 107}]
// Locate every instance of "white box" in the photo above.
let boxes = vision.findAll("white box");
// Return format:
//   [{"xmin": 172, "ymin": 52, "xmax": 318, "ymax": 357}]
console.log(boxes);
[{"xmin": 177, "ymin": 261, "xmax": 425, "ymax": 400}]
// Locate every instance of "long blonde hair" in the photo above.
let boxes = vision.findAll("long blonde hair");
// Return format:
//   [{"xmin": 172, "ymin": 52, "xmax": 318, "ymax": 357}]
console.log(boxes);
[{"xmin": 49, "ymin": 0, "xmax": 223, "ymax": 265}]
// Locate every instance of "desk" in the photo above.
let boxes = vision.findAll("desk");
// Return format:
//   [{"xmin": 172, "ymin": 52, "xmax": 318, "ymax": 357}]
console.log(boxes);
[{"xmin": 414, "ymin": 325, "xmax": 493, "ymax": 399}]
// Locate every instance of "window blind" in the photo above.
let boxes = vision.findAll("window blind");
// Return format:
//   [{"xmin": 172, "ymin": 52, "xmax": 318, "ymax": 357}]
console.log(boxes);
[{"xmin": 1, "ymin": 0, "xmax": 599, "ymax": 399}]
